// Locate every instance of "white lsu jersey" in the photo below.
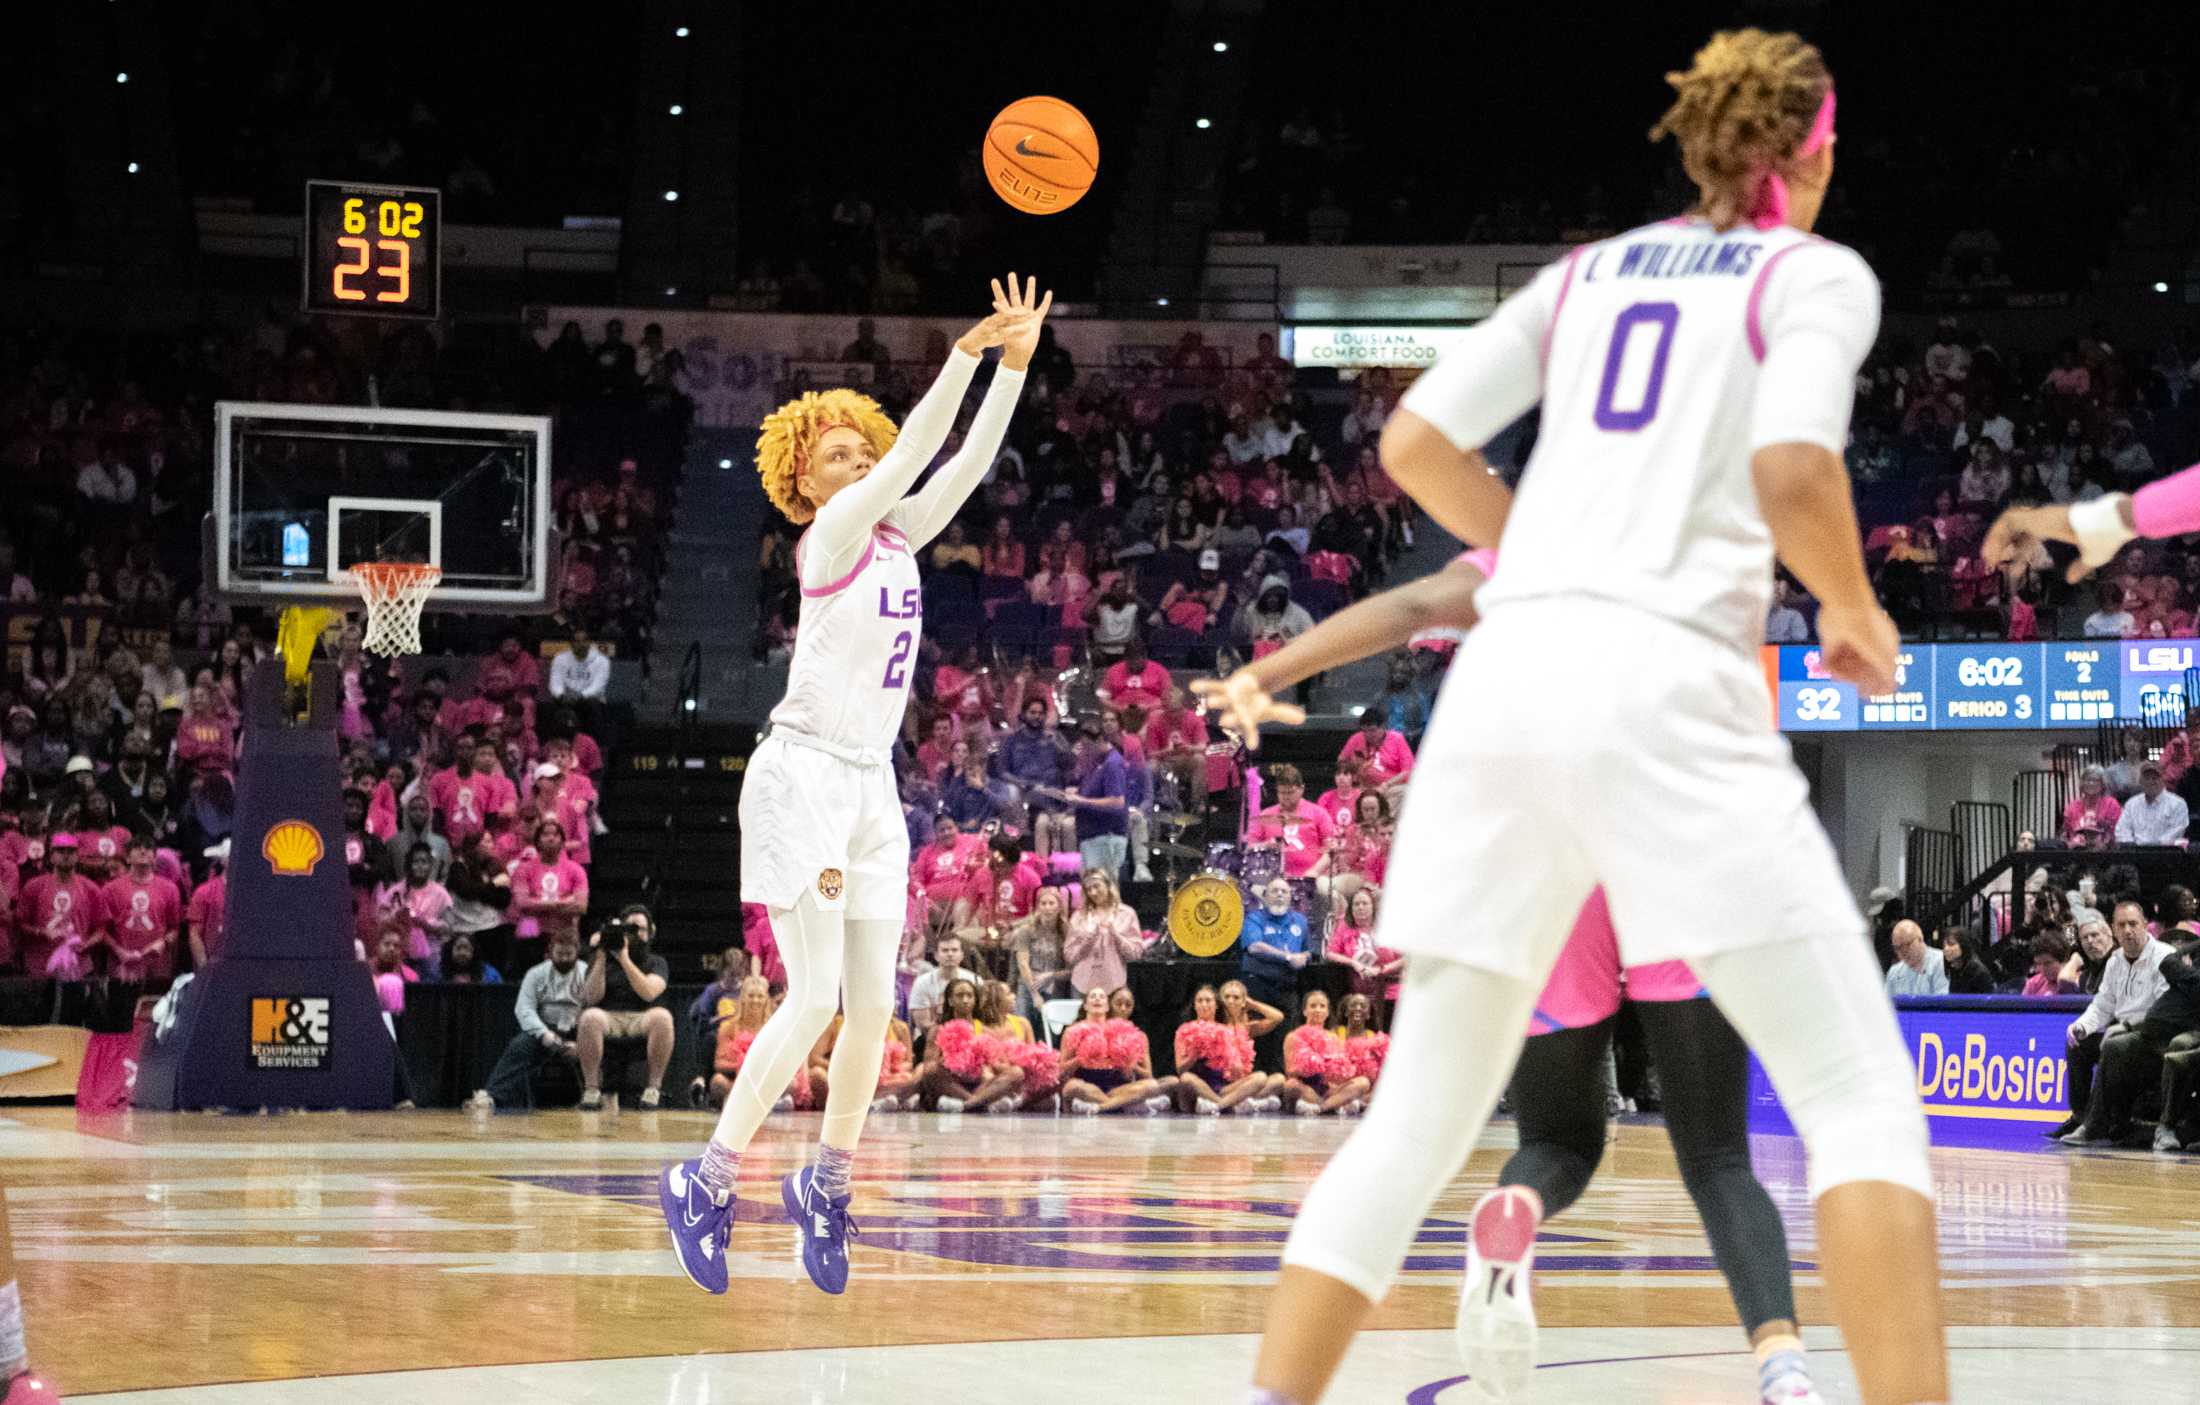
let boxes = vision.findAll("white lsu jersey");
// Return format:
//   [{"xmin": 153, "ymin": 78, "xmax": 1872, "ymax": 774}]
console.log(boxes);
[
  {"xmin": 1402, "ymin": 215, "xmax": 1881, "ymax": 656},
  {"xmin": 768, "ymin": 520, "xmax": 923, "ymax": 752}
]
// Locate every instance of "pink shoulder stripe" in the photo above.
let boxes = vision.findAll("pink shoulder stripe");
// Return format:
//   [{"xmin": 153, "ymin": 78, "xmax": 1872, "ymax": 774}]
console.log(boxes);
[
  {"xmin": 1744, "ymin": 237, "xmax": 1821, "ymax": 363},
  {"xmin": 796, "ymin": 530, "xmax": 878, "ymax": 598},
  {"xmin": 1539, "ymin": 246, "xmax": 1589, "ymax": 371},
  {"xmin": 876, "ymin": 521, "xmax": 910, "ymax": 546}
]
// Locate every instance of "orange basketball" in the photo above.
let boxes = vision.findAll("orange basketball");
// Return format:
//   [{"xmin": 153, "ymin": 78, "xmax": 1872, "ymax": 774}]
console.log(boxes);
[{"xmin": 984, "ymin": 96, "xmax": 1099, "ymax": 215}]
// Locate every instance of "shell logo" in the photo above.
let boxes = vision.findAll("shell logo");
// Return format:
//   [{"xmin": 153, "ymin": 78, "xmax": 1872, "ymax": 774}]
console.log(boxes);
[{"xmin": 262, "ymin": 821, "xmax": 326, "ymax": 877}]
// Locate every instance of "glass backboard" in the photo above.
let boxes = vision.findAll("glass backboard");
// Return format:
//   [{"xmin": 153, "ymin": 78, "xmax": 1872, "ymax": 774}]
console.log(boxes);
[{"xmin": 211, "ymin": 401, "xmax": 555, "ymax": 612}]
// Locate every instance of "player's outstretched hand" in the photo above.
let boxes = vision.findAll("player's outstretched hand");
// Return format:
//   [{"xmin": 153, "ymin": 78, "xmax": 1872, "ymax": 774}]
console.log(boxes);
[
  {"xmin": 1189, "ymin": 669, "xmax": 1305, "ymax": 751},
  {"xmin": 992, "ymin": 273, "xmax": 1052, "ymax": 372},
  {"xmin": 1815, "ymin": 601, "xmax": 1901, "ymax": 697},
  {"xmin": 1983, "ymin": 504, "xmax": 2084, "ymax": 583}
]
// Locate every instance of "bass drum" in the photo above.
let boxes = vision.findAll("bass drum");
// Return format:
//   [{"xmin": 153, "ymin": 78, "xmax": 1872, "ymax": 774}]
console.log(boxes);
[{"xmin": 1168, "ymin": 872, "xmax": 1246, "ymax": 958}]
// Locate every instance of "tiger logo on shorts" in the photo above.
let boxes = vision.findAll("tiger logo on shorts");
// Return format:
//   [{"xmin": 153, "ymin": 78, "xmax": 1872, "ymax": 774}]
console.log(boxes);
[{"xmin": 817, "ymin": 868, "xmax": 844, "ymax": 900}]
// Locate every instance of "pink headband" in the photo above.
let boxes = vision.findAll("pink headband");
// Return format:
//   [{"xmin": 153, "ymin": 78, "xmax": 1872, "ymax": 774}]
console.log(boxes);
[{"xmin": 1748, "ymin": 88, "xmax": 1837, "ymax": 230}]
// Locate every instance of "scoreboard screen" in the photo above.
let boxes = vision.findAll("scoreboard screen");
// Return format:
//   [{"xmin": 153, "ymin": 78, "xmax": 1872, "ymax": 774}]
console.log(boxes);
[
  {"xmin": 1771, "ymin": 639, "xmax": 2193, "ymax": 733},
  {"xmin": 302, "ymin": 180, "xmax": 442, "ymax": 319}
]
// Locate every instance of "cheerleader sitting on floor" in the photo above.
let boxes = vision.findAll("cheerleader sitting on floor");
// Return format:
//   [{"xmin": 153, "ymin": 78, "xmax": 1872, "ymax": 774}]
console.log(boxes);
[
  {"xmin": 1336, "ymin": 992, "xmax": 1389, "ymax": 1087},
  {"xmin": 918, "ymin": 978, "xmax": 1029, "ymax": 1113},
  {"xmin": 805, "ymin": 1011, "xmax": 921, "ymax": 1113},
  {"xmin": 1171, "ymin": 984, "xmax": 1271, "ymax": 1115},
  {"xmin": 1060, "ymin": 986, "xmax": 1177, "ymax": 1115},
  {"xmin": 1217, "ymin": 979, "xmax": 1288, "ymax": 1113},
  {"xmin": 1282, "ymin": 989, "xmax": 1371, "ymax": 1116},
  {"xmin": 976, "ymin": 979, "xmax": 1063, "ymax": 1112}
]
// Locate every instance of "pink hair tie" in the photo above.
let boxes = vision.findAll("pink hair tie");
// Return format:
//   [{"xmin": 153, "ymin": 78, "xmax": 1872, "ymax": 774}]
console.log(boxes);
[{"xmin": 1748, "ymin": 88, "xmax": 1837, "ymax": 231}]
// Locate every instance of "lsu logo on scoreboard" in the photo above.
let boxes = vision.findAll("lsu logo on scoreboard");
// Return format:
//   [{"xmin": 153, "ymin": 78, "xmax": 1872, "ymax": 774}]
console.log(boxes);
[
  {"xmin": 2124, "ymin": 643, "xmax": 2195, "ymax": 675},
  {"xmin": 249, "ymin": 997, "xmax": 331, "ymax": 1070}
]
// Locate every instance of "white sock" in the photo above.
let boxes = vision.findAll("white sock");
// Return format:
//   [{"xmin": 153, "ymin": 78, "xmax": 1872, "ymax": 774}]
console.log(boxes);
[{"xmin": 0, "ymin": 1280, "xmax": 25, "ymax": 1377}]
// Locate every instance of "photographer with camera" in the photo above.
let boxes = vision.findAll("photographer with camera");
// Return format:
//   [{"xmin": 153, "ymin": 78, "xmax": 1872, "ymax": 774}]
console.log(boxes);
[{"xmin": 577, "ymin": 903, "xmax": 675, "ymax": 1110}]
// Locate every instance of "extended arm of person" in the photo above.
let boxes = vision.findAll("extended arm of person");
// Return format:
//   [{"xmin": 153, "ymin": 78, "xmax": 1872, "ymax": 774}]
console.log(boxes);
[
  {"xmin": 1984, "ymin": 459, "xmax": 2200, "ymax": 584},
  {"xmin": 883, "ymin": 276, "xmax": 1050, "ymax": 550},
  {"xmin": 1749, "ymin": 246, "xmax": 1899, "ymax": 696},
  {"xmin": 617, "ymin": 947, "xmax": 668, "ymax": 1002},
  {"xmin": 1191, "ymin": 558, "xmax": 1488, "ymax": 745}
]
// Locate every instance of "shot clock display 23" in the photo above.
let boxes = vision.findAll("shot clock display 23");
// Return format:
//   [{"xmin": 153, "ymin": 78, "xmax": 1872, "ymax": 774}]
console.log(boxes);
[
  {"xmin": 1772, "ymin": 639, "xmax": 2191, "ymax": 732},
  {"xmin": 303, "ymin": 180, "xmax": 441, "ymax": 319}
]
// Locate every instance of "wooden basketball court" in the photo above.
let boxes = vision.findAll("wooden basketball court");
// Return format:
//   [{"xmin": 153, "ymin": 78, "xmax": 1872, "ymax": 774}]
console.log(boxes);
[{"xmin": 4, "ymin": 1107, "xmax": 2192, "ymax": 1402}]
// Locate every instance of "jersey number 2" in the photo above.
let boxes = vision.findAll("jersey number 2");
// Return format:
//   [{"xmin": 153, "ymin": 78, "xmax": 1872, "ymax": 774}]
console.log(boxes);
[
  {"xmin": 882, "ymin": 631, "xmax": 913, "ymax": 689},
  {"xmin": 1593, "ymin": 301, "xmax": 1679, "ymax": 432}
]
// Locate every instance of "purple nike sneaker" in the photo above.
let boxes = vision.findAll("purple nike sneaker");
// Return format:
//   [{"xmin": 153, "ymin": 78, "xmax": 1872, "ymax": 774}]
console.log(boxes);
[
  {"xmin": 660, "ymin": 1157, "xmax": 732, "ymax": 1294},
  {"xmin": 781, "ymin": 1164, "xmax": 861, "ymax": 1295}
]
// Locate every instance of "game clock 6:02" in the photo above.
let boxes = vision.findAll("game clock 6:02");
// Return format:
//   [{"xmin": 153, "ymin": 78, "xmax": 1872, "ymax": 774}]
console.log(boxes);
[{"xmin": 303, "ymin": 180, "xmax": 441, "ymax": 319}]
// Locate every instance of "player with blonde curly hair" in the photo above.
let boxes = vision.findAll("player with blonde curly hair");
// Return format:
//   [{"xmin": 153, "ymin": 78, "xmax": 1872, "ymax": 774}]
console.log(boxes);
[
  {"xmin": 1241, "ymin": 28, "xmax": 1950, "ymax": 1405},
  {"xmin": 662, "ymin": 275, "xmax": 1051, "ymax": 1299}
]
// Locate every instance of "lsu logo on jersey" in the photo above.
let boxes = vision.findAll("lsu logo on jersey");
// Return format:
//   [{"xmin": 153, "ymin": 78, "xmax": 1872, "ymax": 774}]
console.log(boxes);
[{"xmin": 817, "ymin": 868, "xmax": 845, "ymax": 901}]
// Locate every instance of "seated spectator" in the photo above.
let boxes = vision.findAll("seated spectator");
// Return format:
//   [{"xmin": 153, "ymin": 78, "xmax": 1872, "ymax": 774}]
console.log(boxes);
[
  {"xmin": 1884, "ymin": 920, "xmax": 1949, "ymax": 996},
  {"xmin": 928, "ymin": 519, "xmax": 982, "ymax": 576},
  {"xmin": 2114, "ymin": 762, "xmax": 2188, "ymax": 846},
  {"xmin": 907, "ymin": 933, "xmax": 979, "ymax": 1035},
  {"xmin": 547, "ymin": 626, "xmax": 610, "ymax": 731},
  {"xmin": 2082, "ymin": 921, "xmax": 2199, "ymax": 1151},
  {"xmin": 1337, "ymin": 708, "xmax": 1415, "ymax": 793},
  {"xmin": 1283, "ymin": 990, "xmax": 1371, "ymax": 1116},
  {"xmin": 1153, "ymin": 550, "xmax": 1231, "ymax": 633},
  {"xmin": 391, "ymin": 792, "xmax": 449, "ymax": 882},
  {"xmin": 471, "ymin": 930, "xmax": 587, "ymax": 1110},
  {"xmin": 173, "ymin": 685, "xmax": 235, "ymax": 777},
  {"xmin": 1266, "ymin": 505, "xmax": 1311, "ymax": 558},
  {"xmin": 1765, "ymin": 578, "xmax": 1810, "ymax": 643},
  {"xmin": 913, "ymin": 815, "xmax": 987, "ymax": 927},
  {"xmin": 1236, "ymin": 574, "xmax": 1315, "ymax": 654},
  {"xmin": 443, "ymin": 832, "xmax": 514, "ymax": 973},
  {"xmin": 914, "ymin": 715, "xmax": 958, "ymax": 780},
  {"xmin": 981, "ymin": 516, "xmax": 1026, "ymax": 583},
  {"xmin": 1333, "ymin": 789, "xmax": 1392, "ymax": 894},
  {"xmin": 704, "ymin": 975, "xmax": 782, "ymax": 1109},
  {"xmin": 939, "ymin": 743, "xmax": 1006, "ymax": 831},
  {"xmin": 1065, "ymin": 867, "xmax": 1144, "ymax": 996},
  {"xmin": 1939, "ymin": 927, "xmax": 1994, "ymax": 995},
  {"xmin": 2082, "ymin": 581, "xmax": 2136, "ymax": 639},
  {"xmin": 440, "ymin": 932, "xmax": 501, "ymax": 984},
  {"xmin": 1142, "ymin": 688, "xmax": 1210, "ymax": 815},
  {"xmin": 577, "ymin": 906, "xmax": 674, "ymax": 1110},
  {"xmin": 1100, "ymin": 637, "xmax": 1172, "ymax": 715},
  {"xmin": 430, "ymin": 741, "xmax": 519, "ymax": 849},
  {"xmin": 1028, "ymin": 544, "xmax": 1092, "ymax": 628},
  {"xmin": 1368, "ymin": 654, "xmax": 1432, "ymax": 738},
  {"xmin": 367, "ymin": 928, "xmax": 418, "ymax": 1015},
  {"xmin": 2104, "ymin": 727, "xmax": 2150, "ymax": 800},
  {"xmin": 808, "ymin": 1007, "xmax": 921, "ymax": 1113},
  {"xmin": 2052, "ymin": 903, "xmax": 2170, "ymax": 1141},
  {"xmin": 2062, "ymin": 765, "xmax": 2121, "ymax": 847},
  {"xmin": 1212, "ymin": 507, "xmax": 1263, "ymax": 554},
  {"xmin": 1314, "ymin": 757, "xmax": 1365, "ymax": 830},
  {"xmin": 1239, "ymin": 876, "xmax": 1311, "ymax": 1013},
  {"xmin": 1249, "ymin": 762, "xmax": 1335, "ymax": 882},
  {"xmin": 1084, "ymin": 578, "xmax": 1143, "ymax": 665},
  {"xmin": 2024, "ymin": 933, "xmax": 2080, "ymax": 996},
  {"xmin": 1326, "ymin": 886, "xmax": 1401, "ymax": 1013}
]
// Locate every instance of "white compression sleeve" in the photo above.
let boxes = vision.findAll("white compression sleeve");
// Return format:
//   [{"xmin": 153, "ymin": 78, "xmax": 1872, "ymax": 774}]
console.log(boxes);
[
  {"xmin": 818, "ymin": 918, "xmax": 902, "ymax": 1149},
  {"xmin": 710, "ymin": 893, "xmax": 846, "ymax": 1152},
  {"xmin": 884, "ymin": 362, "xmax": 1028, "ymax": 549},
  {"xmin": 1280, "ymin": 956, "xmax": 1540, "ymax": 1301}
]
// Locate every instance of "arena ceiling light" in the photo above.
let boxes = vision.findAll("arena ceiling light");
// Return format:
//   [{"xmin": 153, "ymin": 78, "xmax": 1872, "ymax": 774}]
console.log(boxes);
[
  {"xmin": 1212, "ymin": 41, "xmax": 1228, "ymax": 52},
  {"xmin": 663, "ymin": 190, "xmax": 679, "ymax": 201},
  {"xmin": 1195, "ymin": 118, "xmax": 1212, "ymax": 129},
  {"xmin": 669, "ymin": 104, "xmax": 683, "ymax": 116}
]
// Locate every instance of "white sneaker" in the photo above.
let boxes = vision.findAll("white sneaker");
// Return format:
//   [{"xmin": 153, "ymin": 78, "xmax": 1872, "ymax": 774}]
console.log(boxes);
[
  {"xmin": 2154, "ymin": 1124, "xmax": 2184, "ymax": 1154},
  {"xmin": 1143, "ymin": 1095, "xmax": 1172, "ymax": 1115},
  {"xmin": 1456, "ymin": 1186, "xmax": 1541, "ymax": 1401},
  {"xmin": 464, "ymin": 1089, "xmax": 493, "ymax": 1112},
  {"xmin": 639, "ymin": 1087, "xmax": 662, "ymax": 1110},
  {"xmin": 1196, "ymin": 1098, "xmax": 1221, "ymax": 1116},
  {"xmin": 1295, "ymin": 1099, "xmax": 1322, "ymax": 1117},
  {"xmin": 1071, "ymin": 1099, "xmax": 1100, "ymax": 1116},
  {"xmin": 985, "ymin": 1097, "xmax": 1018, "ymax": 1115},
  {"xmin": 1761, "ymin": 1366, "xmax": 1826, "ymax": 1404},
  {"xmin": 578, "ymin": 1088, "xmax": 603, "ymax": 1111},
  {"xmin": 936, "ymin": 1096, "xmax": 967, "ymax": 1114},
  {"xmin": 1341, "ymin": 1099, "xmax": 1365, "ymax": 1116},
  {"xmin": 772, "ymin": 1094, "xmax": 795, "ymax": 1113},
  {"xmin": 871, "ymin": 1094, "xmax": 900, "ymax": 1114},
  {"xmin": 1255, "ymin": 1095, "xmax": 1284, "ymax": 1114}
]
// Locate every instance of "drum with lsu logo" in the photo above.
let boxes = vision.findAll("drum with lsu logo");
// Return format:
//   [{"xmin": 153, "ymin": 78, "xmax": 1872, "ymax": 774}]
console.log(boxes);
[{"xmin": 1167, "ymin": 872, "xmax": 1244, "ymax": 958}]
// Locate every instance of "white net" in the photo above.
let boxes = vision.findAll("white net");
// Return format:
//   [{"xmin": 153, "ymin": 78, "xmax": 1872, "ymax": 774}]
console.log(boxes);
[{"xmin": 351, "ymin": 562, "xmax": 442, "ymax": 656}]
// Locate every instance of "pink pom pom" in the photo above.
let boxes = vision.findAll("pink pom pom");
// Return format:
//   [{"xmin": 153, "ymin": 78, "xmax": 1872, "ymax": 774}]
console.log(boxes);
[
  {"xmin": 1009, "ymin": 1040, "xmax": 1061, "ymax": 1095},
  {"xmin": 1103, "ymin": 1018, "xmax": 1146, "ymax": 1070},
  {"xmin": 1225, "ymin": 1025, "xmax": 1255, "ymax": 1081},
  {"xmin": 1348, "ymin": 1032, "xmax": 1389, "ymax": 1084},
  {"xmin": 937, "ymin": 1019, "xmax": 990, "ymax": 1081},
  {"xmin": 728, "ymin": 1027, "xmax": 759, "ymax": 1070},
  {"xmin": 880, "ymin": 1041, "xmax": 913, "ymax": 1080}
]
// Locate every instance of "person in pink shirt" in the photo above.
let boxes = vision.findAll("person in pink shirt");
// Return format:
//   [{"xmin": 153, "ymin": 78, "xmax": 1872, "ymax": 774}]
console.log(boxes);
[
  {"xmin": 1099, "ymin": 638, "xmax": 1172, "ymax": 715},
  {"xmin": 375, "ymin": 842, "xmax": 455, "ymax": 978},
  {"xmin": 491, "ymin": 632, "xmax": 543, "ymax": 697},
  {"xmin": 1335, "ymin": 708, "xmax": 1414, "ymax": 791},
  {"xmin": 13, "ymin": 835, "xmax": 106, "ymax": 978},
  {"xmin": 1248, "ymin": 763, "xmax": 1335, "ymax": 879},
  {"xmin": 2060, "ymin": 765, "xmax": 2120, "ymax": 847},
  {"xmin": 429, "ymin": 742, "xmax": 519, "ymax": 848},
  {"xmin": 367, "ymin": 928, "xmax": 418, "ymax": 1015},
  {"xmin": 2022, "ymin": 933, "xmax": 2081, "ymax": 996},
  {"xmin": 1141, "ymin": 688, "xmax": 1211, "ymax": 813},
  {"xmin": 70, "ymin": 792, "xmax": 133, "ymax": 880},
  {"xmin": 531, "ymin": 763, "xmax": 594, "ymax": 868},
  {"xmin": 912, "ymin": 815, "xmax": 986, "ymax": 923},
  {"xmin": 100, "ymin": 837, "xmax": 183, "ymax": 983},
  {"xmin": 1314, "ymin": 757, "xmax": 1365, "ymax": 831},
  {"xmin": 173, "ymin": 684, "xmax": 235, "ymax": 777},
  {"xmin": 187, "ymin": 843, "xmax": 228, "ymax": 969},
  {"xmin": 741, "ymin": 902, "xmax": 787, "ymax": 991},
  {"xmin": 509, "ymin": 817, "xmax": 589, "ymax": 965},
  {"xmin": 1324, "ymin": 886, "xmax": 1402, "ymax": 1012}
]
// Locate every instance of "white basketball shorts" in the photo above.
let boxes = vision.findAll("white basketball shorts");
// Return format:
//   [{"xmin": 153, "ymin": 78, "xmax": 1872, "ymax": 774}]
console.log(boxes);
[
  {"xmin": 740, "ymin": 733, "xmax": 909, "ymax": 922},
  {"xmin": 1377, "ymin": 598, "xmax": 1862, "ymax": 981}
]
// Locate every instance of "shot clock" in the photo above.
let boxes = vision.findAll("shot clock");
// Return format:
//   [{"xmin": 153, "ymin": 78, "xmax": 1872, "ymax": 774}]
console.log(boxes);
[{"xmin": 303, "ymin": 180, "xmax": 441, "ymax": 319}]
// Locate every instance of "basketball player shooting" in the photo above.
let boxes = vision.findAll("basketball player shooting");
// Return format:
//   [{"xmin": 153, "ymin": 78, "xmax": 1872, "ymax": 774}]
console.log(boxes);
[
  {"xmin": 1238, "ymin": 30, "xmax": 1950, "ymax": 1405},
  {"xmin": 661, "ymin": 275, "xmax": 1050, "ymax": 1297}
]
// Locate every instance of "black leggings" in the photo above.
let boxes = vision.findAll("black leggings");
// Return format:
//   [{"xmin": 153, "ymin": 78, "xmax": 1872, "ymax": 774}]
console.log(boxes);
[{"xmin": 1500, "ymin": 999, "xmax": 1796, "ymax": 1335}]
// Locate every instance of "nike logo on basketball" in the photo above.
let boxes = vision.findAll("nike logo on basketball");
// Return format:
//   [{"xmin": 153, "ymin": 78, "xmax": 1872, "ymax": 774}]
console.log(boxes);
[{"xmin": 1014, "ymin": 136, "xmax": 1059, "ymax": 160}]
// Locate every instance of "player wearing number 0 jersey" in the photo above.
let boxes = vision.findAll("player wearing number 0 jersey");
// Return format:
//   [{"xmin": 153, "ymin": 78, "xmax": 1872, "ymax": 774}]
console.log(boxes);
[
  {"xmin": 1235, "ymin": 30, "xmax": 1949, "ymax": 1405},
  {"xmin": 662, "ymin": 276, "xmax": 1052, "ymax": 1301}
]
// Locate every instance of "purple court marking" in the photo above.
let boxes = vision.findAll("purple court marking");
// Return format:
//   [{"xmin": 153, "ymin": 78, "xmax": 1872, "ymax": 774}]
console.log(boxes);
[{"xmin": 502, "ymin": 1175, "xmax": 1806, "ymax": 1276}]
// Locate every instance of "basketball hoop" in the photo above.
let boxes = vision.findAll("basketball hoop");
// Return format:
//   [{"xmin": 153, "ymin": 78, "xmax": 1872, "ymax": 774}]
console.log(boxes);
[{"xmin": 350, "ymin": 562, "xmax": 442, "ymax": 656}]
